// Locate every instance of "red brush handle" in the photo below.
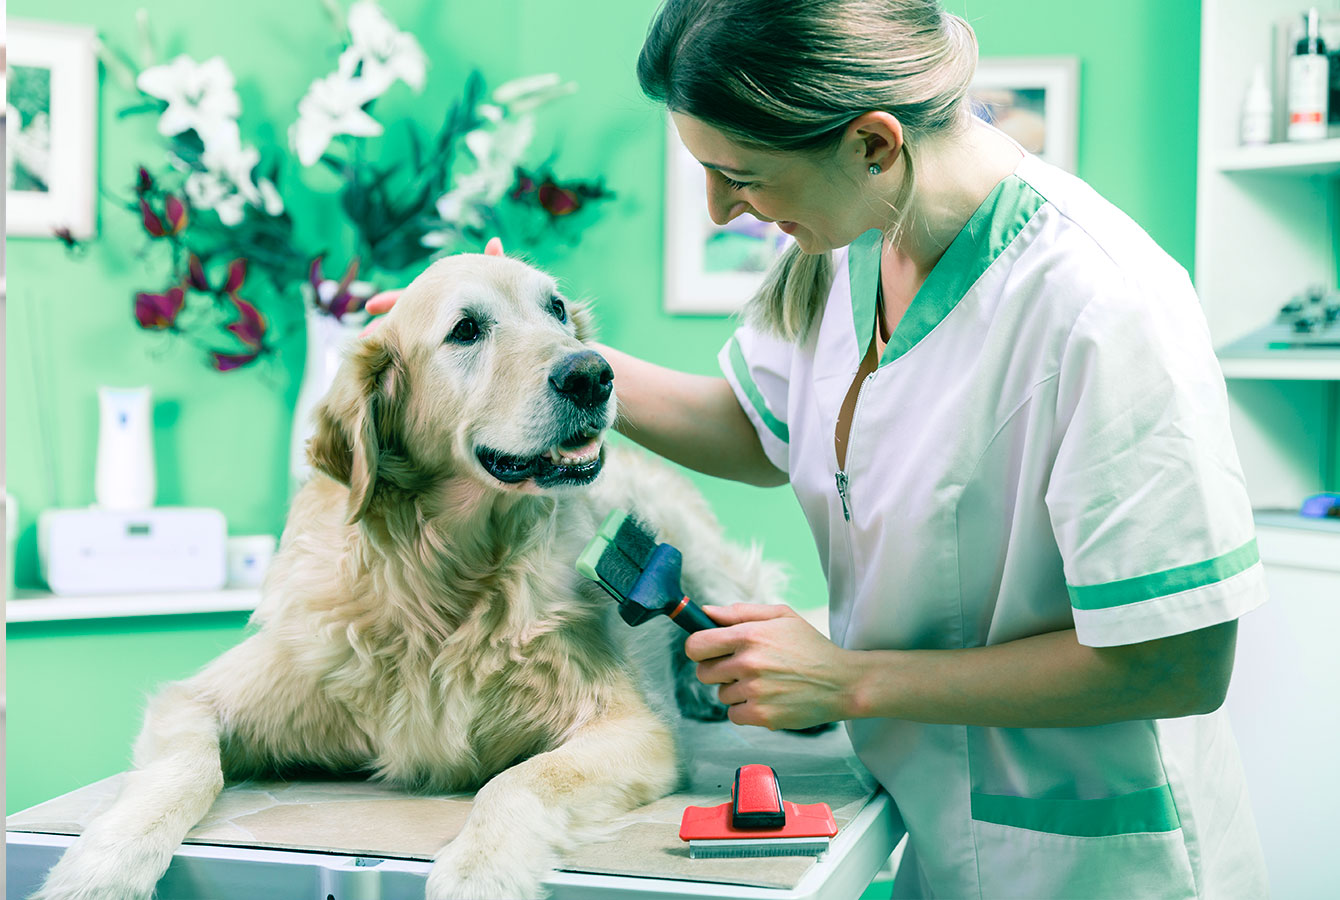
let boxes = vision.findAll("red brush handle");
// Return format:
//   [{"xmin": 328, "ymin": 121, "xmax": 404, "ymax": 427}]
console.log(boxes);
[{"xmin": 731, "ymin": 764, "xmax": 786, "ymax": 829}]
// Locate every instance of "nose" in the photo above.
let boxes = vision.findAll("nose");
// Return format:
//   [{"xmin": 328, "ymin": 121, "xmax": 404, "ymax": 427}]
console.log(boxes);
[
  {"xmin": 706, "ymin": 178, "xmax": 748, "ymax": 226},
  {"xmin": 549, "ymin": 350, "xmax": 614, "ymax": 409}
]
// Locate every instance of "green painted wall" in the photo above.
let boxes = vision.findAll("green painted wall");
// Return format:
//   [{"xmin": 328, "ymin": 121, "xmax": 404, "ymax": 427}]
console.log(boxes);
[{"xmin": 6, "ymin": 0, "xmax": 1204, "ymax": 814}]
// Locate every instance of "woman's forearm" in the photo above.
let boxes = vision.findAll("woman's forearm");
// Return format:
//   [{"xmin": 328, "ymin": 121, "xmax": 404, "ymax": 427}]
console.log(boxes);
[
  {"xmin": 841, "ymin": 622, "xmax": 1237, "ymax": 728},
  {"xmin": 592, "ymin": 343, "xmax": 787, "ymax": 487}
]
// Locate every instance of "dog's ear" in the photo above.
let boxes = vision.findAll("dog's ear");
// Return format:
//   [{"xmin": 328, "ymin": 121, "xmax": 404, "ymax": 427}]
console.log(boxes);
[
  {"xmin": 308, "ymin": 334, "xmax": 408, "ymax": 524},
  {"xmin": 569, "ymin": 297, "xmax": 598, "ymax": 343}
]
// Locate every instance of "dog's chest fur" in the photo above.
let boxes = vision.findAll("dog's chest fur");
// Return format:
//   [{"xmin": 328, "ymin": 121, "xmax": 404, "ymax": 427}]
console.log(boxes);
[{"xmin": 319, "ymin": 549, "xmax": 630, "ymax": 792}]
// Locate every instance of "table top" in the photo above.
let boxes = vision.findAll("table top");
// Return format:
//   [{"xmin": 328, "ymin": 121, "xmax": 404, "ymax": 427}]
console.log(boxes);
[{"xmin": 8, "ymin": 719, "xmax": 892, "ymax": 893}]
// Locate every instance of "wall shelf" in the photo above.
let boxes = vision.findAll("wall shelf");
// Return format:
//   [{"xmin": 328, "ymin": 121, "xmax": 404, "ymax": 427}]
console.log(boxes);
[
  {"xmin": 1215, "ymin": 139, "xmax": 1340, "ymax": 176},
  {"xmin": 1217, "ymin": 352, "xmax": 1340, "ymax": 380},
  {"xmin": 6, "ymin": 588, "xmax": 261, "ymax": 623}
]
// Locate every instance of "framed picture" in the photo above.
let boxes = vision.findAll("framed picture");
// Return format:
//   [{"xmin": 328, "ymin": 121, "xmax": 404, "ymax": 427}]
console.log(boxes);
[
  {"xmin": 968, "ymin": 57, "xmax": 1079, "ymax": 173},
  {"xmin": 663, "ymin": 117, "xmax": 791, "ymax": 315},
  {"xmin": 7, "ymin": 20, "xmax": 100, "ymax": 239}
]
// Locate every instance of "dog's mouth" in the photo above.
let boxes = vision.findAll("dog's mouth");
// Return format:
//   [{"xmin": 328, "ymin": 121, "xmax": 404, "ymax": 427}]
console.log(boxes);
[{"xmin": 476, "ymin": 428, "xmax": 605, "ymax": 488}]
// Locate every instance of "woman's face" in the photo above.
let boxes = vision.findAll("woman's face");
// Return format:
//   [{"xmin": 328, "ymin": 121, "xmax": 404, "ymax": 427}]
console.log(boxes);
[{"xmin": 671, "ymin": 113, "xmax": 868, "ymax": 254}]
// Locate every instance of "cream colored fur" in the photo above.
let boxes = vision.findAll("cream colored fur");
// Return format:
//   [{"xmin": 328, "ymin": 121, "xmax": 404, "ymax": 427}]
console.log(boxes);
[{"xmin": 34, "ymin": 254, "xmax": 784, "ymax": 900}]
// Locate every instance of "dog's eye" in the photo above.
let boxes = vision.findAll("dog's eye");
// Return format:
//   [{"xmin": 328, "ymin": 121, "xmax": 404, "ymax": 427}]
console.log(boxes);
[
  {"xmin": 447, "ymin": 317, "xmax": 481, "ymax": 344},
  {"xmin": 550, "ymin": 295, "xmax": 567, "ymax": 324}
]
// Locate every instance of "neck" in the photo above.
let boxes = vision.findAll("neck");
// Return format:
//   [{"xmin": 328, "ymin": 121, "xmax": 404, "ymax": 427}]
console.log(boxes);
[{"xmin": 881, "ymin": 119, "xmax": 1022, "ymax": 281}]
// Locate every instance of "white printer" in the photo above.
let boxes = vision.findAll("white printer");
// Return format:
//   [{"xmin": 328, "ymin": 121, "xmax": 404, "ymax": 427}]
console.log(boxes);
[{"xmin": 38, "ymin": 507, "xmax": 228, "ymax": 595}]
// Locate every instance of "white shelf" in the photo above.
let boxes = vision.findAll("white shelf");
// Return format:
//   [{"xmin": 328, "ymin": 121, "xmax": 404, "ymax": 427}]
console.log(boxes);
[
  {"xmin": 1215, "ymin": 139, "xmax": 1340, "ymax": 176},
  {"xmin": 6, "ymin": 588, "xmax": 261, "ymax": 622},
  {"xmin": 1218, "ymin": 353, "xmax": 1340, "ymax": 380}
]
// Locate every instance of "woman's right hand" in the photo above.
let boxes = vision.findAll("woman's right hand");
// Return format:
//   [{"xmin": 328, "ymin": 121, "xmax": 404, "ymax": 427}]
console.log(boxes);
[{"xmin": 362, "ymin": 237, "xmax": 505, "ymax": 333}]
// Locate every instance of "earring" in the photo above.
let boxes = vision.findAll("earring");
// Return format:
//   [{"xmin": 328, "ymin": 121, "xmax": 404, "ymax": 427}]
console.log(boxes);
[{"xmin": 868, "ymin": 164, "xmax": 881, "ymax": 175}]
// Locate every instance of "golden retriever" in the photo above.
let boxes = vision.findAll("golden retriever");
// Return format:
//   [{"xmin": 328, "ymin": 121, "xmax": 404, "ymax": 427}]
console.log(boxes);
[{"xmin": 34, "ymin": 253, "xmax": 784, "ymax": 900}]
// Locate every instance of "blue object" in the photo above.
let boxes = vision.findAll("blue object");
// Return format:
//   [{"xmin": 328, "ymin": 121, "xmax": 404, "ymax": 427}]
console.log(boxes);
[{"xmin": 1299, "ymin": 493, "xmax": 1340, "ymax": 518}]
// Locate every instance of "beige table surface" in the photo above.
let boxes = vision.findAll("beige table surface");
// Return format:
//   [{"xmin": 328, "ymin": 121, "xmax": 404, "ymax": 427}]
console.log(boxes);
[{"xmin": 8, "ymin": 719, "xmax": 883, "ymax": 891}]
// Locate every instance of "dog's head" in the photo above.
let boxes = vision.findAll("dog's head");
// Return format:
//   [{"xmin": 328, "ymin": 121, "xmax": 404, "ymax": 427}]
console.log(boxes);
[{"xmin": 308, "ymin": 253, "xmax": 614, "ymax": 523}]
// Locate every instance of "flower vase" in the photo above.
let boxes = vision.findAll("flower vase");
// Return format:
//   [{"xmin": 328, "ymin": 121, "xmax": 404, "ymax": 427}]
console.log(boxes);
[{"xmin": 289, "ymin": 305, "xmax": 367, "ymax": 493}]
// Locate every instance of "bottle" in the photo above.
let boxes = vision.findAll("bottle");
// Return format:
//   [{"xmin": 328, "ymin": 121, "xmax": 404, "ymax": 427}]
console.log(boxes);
[
  {"xmin": 1241, "ymin": 64, "xmax": 1274, "ymax": 145},
  {"xmin": 1288, "ymin": 7, "xmax": 1330, "ymax": 141},
  {"xmin": 95, "ymin": 386, "xmax": 156, "ymax": 509}
]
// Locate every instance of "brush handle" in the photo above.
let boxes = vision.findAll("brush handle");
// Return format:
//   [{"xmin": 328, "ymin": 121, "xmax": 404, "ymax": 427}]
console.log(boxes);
[{"xmin": 666, "ymin": 596, "xmax": 717, "ymax": 633}]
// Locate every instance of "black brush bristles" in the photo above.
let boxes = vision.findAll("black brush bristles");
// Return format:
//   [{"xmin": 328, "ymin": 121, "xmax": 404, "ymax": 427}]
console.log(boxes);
[
  {"xmin": 594, "ymin": 548, "xmax": 642, "ymax": 597},
  {"xmin": 613, "ymin": 515, "xmax": 657, "ymax": 567}
]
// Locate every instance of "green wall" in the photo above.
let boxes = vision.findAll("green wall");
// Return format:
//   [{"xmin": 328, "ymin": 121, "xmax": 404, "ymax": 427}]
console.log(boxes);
[{"xmin": 7, "ymin": 0, "xmax": 1204, "ymax": 814}]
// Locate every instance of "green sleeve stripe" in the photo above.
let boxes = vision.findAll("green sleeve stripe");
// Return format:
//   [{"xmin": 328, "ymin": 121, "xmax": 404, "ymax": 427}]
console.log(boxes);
[
  {"xmin": 971, "ymin": 783, "xmax": 1181, "ymax": 837},
  {"xmin": 1067, "ymin": 538, "xmax": 1260, "ymax": 611},
  {"xmin": 727, "ymin": 336, "xmax": 789, "ymax": 444}
]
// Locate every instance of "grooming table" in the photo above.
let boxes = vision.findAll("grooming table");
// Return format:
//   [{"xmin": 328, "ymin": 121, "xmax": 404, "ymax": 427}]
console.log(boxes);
[{"xmin": 7, "ymin": 719, "xmax": 904, "ymax": 900}]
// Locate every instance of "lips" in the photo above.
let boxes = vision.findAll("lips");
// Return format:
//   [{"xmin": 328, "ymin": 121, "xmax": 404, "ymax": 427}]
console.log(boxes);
[
  {"xmin": 476, "ymin": 430, "xmax": 605, "ymax": 488},
  {"xmin": 777, "ymin": 221, "xmax": 798, "ymax": 235}
]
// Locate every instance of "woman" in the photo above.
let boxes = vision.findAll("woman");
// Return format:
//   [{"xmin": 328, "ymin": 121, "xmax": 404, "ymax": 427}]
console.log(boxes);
[{"xmin": 372, "ymin": 2, "xmax": 1269, "ymax": 896}]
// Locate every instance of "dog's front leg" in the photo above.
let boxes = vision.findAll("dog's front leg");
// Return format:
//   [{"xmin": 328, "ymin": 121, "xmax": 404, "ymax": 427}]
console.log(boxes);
[
  {"xmin": 33, "ymin": 683, "xmax": 224, "ymax": 900},
  {"xmin": 426, "ymin": 696, "xmax": 677, "ymax": 900}
]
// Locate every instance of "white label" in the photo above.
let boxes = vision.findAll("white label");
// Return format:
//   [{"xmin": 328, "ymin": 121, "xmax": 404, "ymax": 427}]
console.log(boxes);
[{"xmin": 1288, "ymin": 55, "xmax": 1330, "ymax": 140}]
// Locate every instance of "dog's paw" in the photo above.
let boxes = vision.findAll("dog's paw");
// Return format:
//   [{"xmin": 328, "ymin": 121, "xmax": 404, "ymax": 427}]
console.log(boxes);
[
  {"xmin": 31, "ymin": 837, "xmax": 159, "ymax": 900},
  {"xmin": 427, "ymin": 839, "xmax": 548, "ymax": 900}
]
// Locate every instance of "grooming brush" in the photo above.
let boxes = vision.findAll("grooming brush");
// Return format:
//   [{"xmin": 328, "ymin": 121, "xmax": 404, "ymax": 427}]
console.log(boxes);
[
  {"xmin": 575, "ymin": 508, "xmax": 718, "ymax": 633},
  {"xmin": 679, "ymin": 764, "xmax": 838, "ymax": 858}
]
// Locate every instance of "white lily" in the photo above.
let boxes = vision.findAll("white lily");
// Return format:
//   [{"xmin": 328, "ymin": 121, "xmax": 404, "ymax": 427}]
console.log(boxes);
[
  {"xmin": 491, "ymin": 73, "xmax": 577, "ymax": 116},
  {"xmin": 336, "ymin": 0, "xmax": 427, "ymax": 103},
  {"xmin": 291, "ymin": 72, "xmax": 384, "ymax": 166},
  {"xmin": 257, "ymin": 177, "xmax": 285, "ymax": 216},
  {"xmin": 136, "ymin": 55, "xmax": 241, "ymax": 152},
  {"xmin": 185, "ymin": 169, "xmax": 248, "ymax": 226},
  {"xmin": 202, "ymin": 144, "xmax": 263, "ymax": 205}
]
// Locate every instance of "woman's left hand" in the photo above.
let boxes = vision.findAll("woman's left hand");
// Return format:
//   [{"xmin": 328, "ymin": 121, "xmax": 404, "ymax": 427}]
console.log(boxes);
[{"xmin": 685, "ymin": 603, "xmax": 857, "ymax": 731}]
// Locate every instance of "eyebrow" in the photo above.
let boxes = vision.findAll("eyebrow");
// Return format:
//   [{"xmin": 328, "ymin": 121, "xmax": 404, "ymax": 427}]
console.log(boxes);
[{"xmin": 702, "ymin": 162, "xmax": 758, "ymax": 178}]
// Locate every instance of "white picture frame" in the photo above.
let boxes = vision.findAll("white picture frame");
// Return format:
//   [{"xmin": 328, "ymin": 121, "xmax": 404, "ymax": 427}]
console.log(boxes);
[
  {"xmin": 968, "ymin": 56, "xmax": 1080, "ymax": 173},
  {"xmin": 663, "ymin": 117, "xmax": 791, "ymax": 315},
  {"xmin": 7, "ymin": 20, "xmax": 100, "ymax": 239}
]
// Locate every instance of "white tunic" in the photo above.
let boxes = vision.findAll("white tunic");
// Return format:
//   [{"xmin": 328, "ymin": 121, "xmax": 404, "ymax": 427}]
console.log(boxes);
[{"xmin": 719, "ymin": 153, "xmax": 1269, "ymax": 899}]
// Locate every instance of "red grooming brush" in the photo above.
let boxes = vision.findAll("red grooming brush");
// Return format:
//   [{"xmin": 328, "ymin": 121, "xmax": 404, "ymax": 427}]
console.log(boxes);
[{"xmin": 679, "ymin": 764, "xmax": 838, "ymax": 858}]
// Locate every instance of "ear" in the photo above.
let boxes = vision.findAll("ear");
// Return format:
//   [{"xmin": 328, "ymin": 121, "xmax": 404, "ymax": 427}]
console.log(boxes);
[
  {"xmin": 568, "ymin": 297, "xmax": 599, "ymax": 343},
  {"xmin": 846, "ymin": 111, "xmax": 904, "ymax": 175},
  {"xmin": 307, "ymin": 334, "xmax": 408, "ymax": 524}
]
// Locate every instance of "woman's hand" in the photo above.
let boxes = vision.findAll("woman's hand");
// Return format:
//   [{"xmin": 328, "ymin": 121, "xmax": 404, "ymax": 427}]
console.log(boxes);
[
  {"xmin": 361, "ymin": 237, "xmax": 504, "ymax": 333},
  {"xmin": 685, "ymin": 603, "xmax": 857, "ymax": 731}
]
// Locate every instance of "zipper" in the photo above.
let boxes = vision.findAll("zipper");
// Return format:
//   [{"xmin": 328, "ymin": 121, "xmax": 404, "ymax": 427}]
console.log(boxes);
[{"xmin": 834, "ymin": 371, "xmax": 876, "ymax": 524}]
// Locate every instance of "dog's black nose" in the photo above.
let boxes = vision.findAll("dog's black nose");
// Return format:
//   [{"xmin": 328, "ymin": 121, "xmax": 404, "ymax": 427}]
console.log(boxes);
[{"xmin": 549, "ymin": 350, "xmax": 613, "ymax": 408}]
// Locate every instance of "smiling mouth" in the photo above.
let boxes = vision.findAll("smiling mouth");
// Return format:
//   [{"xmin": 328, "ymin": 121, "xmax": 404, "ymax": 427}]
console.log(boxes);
[{"xmin": 476, "ymin": 429, "xmax": 605, "ymax": 488}]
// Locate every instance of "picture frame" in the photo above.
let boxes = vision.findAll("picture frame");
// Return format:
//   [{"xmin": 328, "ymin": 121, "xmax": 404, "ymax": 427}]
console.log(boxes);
[
  {"xmin": 968, "ymin": 56, "xmax": 1080, "ymax": 173},
  {"xmin": 663, "ymin": 116, "xmax": 791, "ymax": 315},
  {"xmin": 7, "ymin": 20, "xmax": 100, "ymax": 239}
]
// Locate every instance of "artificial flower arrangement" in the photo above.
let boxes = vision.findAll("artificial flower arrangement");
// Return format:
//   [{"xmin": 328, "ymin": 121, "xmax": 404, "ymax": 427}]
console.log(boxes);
[{"xmin": 104, "ymin": 0, "xmax": 611, "ymax": 371}]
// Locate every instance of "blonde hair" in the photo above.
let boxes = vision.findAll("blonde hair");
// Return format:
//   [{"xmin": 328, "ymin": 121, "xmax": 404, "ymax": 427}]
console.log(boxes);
[{"xmin": 639, "ymin": 0, "xmax": 979, "ymax": 340}]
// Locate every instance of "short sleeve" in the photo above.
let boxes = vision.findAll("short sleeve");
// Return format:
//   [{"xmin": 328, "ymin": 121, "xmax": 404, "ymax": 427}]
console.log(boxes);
[
  {"xmin": 718, "ymin": 324, "xmax": 795, "ymax": 474},
  {"xmin": 1045, "ymin": 278, "xmax": 1268, "ymax": 648}
]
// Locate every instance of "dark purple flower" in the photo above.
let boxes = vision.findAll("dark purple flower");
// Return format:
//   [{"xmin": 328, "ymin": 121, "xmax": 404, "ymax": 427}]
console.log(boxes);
[
  {"xmin": 134, "ymin": 286, "xmax": 186, "ymax": 330},
  {"xmin": 210, "ymin": 350, "xmax": 262, "ymax": 371},
  {"xmin": 538, "ymin": 179, "xmax": 580, "ymax": 217},
  {"xmin": 164, "ymin": 195, "xmax": 188, "ymax": 234},
  {"xmin": 225, "ymin": 295, "xmax": 267, "ymax": 348},
  {"xmin": 136, "ymin": 166, "xmax": 154, "ymax": 195},
  {"xmin": 187, "ymin": 254, "xmax": 210, "ymax": 292},
  {"xmin": 139, "ymin": 198, "xmax": 167, "ymax": 237},
  {"xmin": 223, "ymin": 258, "xmax": 248, "ymax": 294}
]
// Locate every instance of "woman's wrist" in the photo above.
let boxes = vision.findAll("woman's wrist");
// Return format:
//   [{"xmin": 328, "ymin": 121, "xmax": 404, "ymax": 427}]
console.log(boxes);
[{"xmin": 840, "ymin": 648, "xmax": 901, "ymax": 721}]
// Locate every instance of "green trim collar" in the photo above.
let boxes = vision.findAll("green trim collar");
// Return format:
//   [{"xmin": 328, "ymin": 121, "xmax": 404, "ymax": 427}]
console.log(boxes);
[{"xmin": 846, "ymin": 174, "xmax": 1046, "ymax": 366}]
